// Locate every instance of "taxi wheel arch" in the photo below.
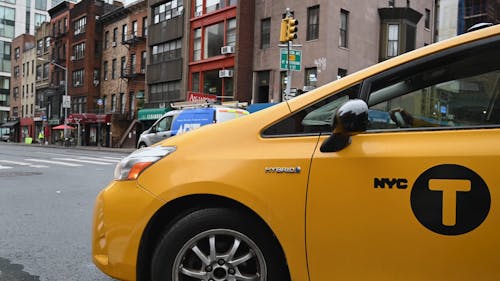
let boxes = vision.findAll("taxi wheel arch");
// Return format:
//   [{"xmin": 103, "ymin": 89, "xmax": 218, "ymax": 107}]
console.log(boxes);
[{"xmin": 137, "ymin": 195, "xmax": 291, "ymax": 281}]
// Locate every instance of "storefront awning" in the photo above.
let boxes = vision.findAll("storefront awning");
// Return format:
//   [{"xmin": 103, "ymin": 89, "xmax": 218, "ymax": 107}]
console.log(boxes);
[
  {"xmin": 138, "ymin": 108, "xmax": 169, "ymax": 121},
  {"xmin": 67, "ymin": 113, "xmax": 112, "ymax": 124},
  {"xmin": 0, "ymin": 120, "xmax": 19, "ymax": 127}
]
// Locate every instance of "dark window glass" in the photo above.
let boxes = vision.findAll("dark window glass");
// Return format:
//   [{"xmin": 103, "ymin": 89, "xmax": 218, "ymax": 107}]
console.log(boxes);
[
  {"xmin": 307, "ymin": 5, "xmax": 319, "ymax": 41},
  {"xmin": 263, "ymin": 84, "xmax": 360, "ymax": 136},
  {"xmin": 260, "ymin": 18, "xmax": 271, "ymax": 49}
]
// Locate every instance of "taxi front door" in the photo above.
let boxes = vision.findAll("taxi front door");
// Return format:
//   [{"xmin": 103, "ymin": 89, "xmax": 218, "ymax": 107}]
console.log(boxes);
[{"xmin": 305, "ymin": 129, "xmax": 499, "ymax": 280}]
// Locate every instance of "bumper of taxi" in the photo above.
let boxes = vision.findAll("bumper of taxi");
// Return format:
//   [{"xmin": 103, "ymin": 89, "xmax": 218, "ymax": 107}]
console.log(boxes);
[{"xmin": 92, "ymin": 180, "xmax": 163, "ymax": 281}]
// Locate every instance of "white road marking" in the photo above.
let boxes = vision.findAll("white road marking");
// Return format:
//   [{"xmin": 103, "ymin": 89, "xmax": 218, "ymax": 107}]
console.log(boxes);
[
  {"xmin": 25, "ymin": 158, "xmax": 83, "ymax": 167},
  {"xmin": 77, "ymin": 156, "xmax": 120, "ymax": 163},
  {"xmin": 0, "ymin": 165, "xmax": 12, "ymax": 169},
  {"xmin": 52, "ymin": 158, "xmax": 112, "ymax": 165},
  {"xmin": 0, "ymin": 160, "xmax": 49, "ymax": 168}
]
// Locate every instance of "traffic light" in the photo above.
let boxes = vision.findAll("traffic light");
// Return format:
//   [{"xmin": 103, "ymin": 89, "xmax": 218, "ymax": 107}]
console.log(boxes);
[
  {"xmin": 280, "ymin": 18, "xmax": 289, "ymax": 43},
  {"xmin": 286, "ymin": 17, "xmax": 298, "ymax": 41},
  {"xmin": 280, "ymin": 16, "xmax": 299, "ymax": 43}
]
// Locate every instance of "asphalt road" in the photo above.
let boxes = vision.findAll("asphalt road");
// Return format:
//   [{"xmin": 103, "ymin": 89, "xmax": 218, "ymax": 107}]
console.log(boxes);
[{"xmin": 0, "ymin": 143, "xmax": 130, "ymax": 281}]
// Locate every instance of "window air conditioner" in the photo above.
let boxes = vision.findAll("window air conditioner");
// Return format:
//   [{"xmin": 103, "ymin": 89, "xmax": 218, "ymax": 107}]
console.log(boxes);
[
  {"xmin": 60, "ymin": 80, "xmax": 65, "ymax": 86},
  {"xmin": 75, "ymin": 81, "xmax": 81, "ymax": 86},
  {"xmin": 70, "ymin": 56, "xmax": 75, "ymax": 61},
  {"xmin": 112, "ymin": 41, "xmax": 117, "ymax": 47},
  {"xmin": 219, "ymin": 69, "xmax": 233, "ymax": 78},
  {"xmin": 195, "ymin": 11, "xmax": 202, "ymax": 17},
  {"xmin": 221, "ymin": 45, "xmax": 235, "ymax": 55}
]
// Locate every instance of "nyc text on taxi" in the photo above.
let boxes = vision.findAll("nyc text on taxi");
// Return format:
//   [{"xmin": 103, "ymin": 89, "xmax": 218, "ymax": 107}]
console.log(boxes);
[{"xmin": 93, "ymin": 25, "xmax": 500, "ymax": 281}]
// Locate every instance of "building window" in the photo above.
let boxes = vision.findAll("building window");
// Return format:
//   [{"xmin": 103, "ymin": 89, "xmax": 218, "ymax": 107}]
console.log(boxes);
[
  {"xmin": 193, "ymin": 28, "xmax": 201, "ymax": 61},
  {"xmin": 43, "ymin": 63, "xmax": 49, "ymax": 79},
  {"xmin": 112, "ymin": 59, "xmax": 117, "ymax": 79},
  {"xmin": 74, "ymin": 16, "xmax": 86, "ymax": 35},
  {"xmin": 388, "ymin": 0, "xmax": 395, "ymax": 7},
  {"xmin": 194, "ymin": 0, "xmax": 202, "ymax": 16},
  {"xmin": 339, "ymin": 9, "xmax": 349, "ymax": 48},
  {"xmin": 120, "ymin": 56, "xmax": 126, "ymax": 77},
  {"xmin": 191, "ymin": 72, "xmax": 200, "ymax": 92},
  {"xmin": 153, "ymin": 0, "xmax": 184, "ymax": 24},
  {"xmin": 131, "ymin": 21, "xmax": 138, "ymax": 37},
  {"xmin": 111, "ymin": 94, "xmax": 116, "ymax": 112},
  {"xmin": 151, "ymin": 39, "xmax": 182, "ymax": 64},
  {"xmin": 141, "ymin": 51, "xmax": 146, "ymax": 72},
  {"xmin": 35, "ymin": 13, "xmax": 46, "ymax": 27},
  {"xmin": 337, "ymin": 68, "xmax": 347, "ymax": 79},
  {"xmin": 307, "ymin": 5, "xmax": 319, "ymax": 41},
  {"xmin": 0, "ymin": 6, "xmax": 14, "ymax": 38},
  {"xmin": 120, "ymin": 93, "xmax": 126, "ymax": 114},
  {"xmin": 35, "ymin": 0, "xmax": 46, "ymax": 10},
  {"xmin": 260, "ymin": 18, "xmax": 271, "ymax": 49},
  {"xmin": 104, "ymin": 31, "xmax": 109, "ymax": 49},
  {"xmin": 122, "ymin": 24, "xmax": 128, "ymax": 42},
  {"xmin": 72, "ymin": 69, "xmax": 84, "ymax": 87},
  {"xmin": 205, "ymin": 0, "xmax": 237, "ymax": 14},
  {"xmin": 142, "ymin": 17, "xmax": 148, "ymax": 36},
  {"xmin": 204, "ymin": 22, "xmax": 224, "ymax": 59},
  {"xmin": 226, "ymin": 18, "xmax": 236, "ymax": 47},
  {"xmin": 150, "ymin": 81, "xmax": 181, "ymax": 102},
  {"xmin": 305, "ymin": 67, "xmax": 317, "ymax": 87},
  {"xmin": 44, "ymin": 37, "xmax": 50, "ymax": 51},
  {"xmin": 113, "ymin": 28, "xmax": 118, "ymax": 43},
  {"xmin": 387, "ymin": 24, "xmax": 399, "ymax": 57},
  {"xmin": 103, "ymin": 61, "xmax": 108, "ymax": 80},
  {"xmin": 73, "ymin": 42, "xmax": 85, "ymax": 60},
  {"xmin": 425, "ymin": 8, "xmax": 430, "ymax": 29},
  {"xmin": 130, "ymin": 54, "xmax": 136, "ymax": 74}
]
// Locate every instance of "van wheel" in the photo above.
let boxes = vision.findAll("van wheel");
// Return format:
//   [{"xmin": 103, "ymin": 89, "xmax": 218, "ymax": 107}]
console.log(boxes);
[
  {"xmin": 151, "ymin": 208, "xmax": 289, "ymax": 281},
  {"xmin": 138, "ymin": 142, "xmax": 147, "ymax": 148}
]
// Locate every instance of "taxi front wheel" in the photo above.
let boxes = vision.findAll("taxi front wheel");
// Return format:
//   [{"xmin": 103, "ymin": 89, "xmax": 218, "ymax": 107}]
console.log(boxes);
[{"xmin": 151, "ymin": 208, "xmax": 290, "ymax": 281}]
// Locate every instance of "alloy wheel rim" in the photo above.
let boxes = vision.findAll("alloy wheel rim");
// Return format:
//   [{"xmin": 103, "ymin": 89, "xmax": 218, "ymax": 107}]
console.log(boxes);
[{"xmin": 172, "ymin": 228, "xmax": 267, "ymax": 281}]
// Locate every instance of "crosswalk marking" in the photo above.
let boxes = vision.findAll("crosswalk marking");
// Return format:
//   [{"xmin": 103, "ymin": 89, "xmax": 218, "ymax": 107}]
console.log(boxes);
[
  {"xmin": 25, "ymin": 158, "xmax": 83, "ymax": 167},
  {"xmin": 77, "ymin": 156, "xmax": 120, "ymax": 163},
  {"xmin": 52, "ymin": 158, "xmax": 113, "ymax": 165},
  {"xmin": 0, "ymin": 154, "xmax": 123, "ymax": 169},
  {"xmin": 0, "ymin": 160, "xmax": 49, "ymax": 168}
]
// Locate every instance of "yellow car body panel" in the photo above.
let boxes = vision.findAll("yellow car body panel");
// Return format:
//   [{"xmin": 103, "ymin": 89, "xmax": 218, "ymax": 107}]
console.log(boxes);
[
  {"xmin": 137, "ymin": 104, "xmax": 316, "ymax": 281},
  {"xmin": 92, "ymin": 180, "xmax": 165, "ymax": 281},
  {"xmin": 307, "ymin": 129, "xmax": 500, "ymax": 280},
  {"xmin": 92, "ymin": 25, "xmax": 500, "ymax": 281}
]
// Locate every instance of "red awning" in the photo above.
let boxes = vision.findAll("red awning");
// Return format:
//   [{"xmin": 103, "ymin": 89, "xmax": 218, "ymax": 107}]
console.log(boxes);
[{"xmin": 66, "ymin": 113, "xmax": 111, "ymax": 124}]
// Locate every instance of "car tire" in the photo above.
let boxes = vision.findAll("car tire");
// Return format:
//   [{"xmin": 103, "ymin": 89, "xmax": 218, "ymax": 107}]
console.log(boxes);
[
  {"xmin": 138, "ymin": 142, "xmax": 147, "ymax": 148},
  {"xmin": 151, "ymin": 207, "xmax": 290, "ymax": 281}
]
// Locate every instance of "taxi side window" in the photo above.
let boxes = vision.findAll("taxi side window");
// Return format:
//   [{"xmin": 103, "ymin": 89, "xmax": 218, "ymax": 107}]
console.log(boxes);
[
  {"xmin": 157, "ymin": 116, "xmax": 173, "ymax": 132},
  {"xmin": 367, "ymin": 38, "xmax": 500, "ymax": 130},
  {"xmin": 263, "ymin": 84, "xmax": 360, "ymax": 136}
]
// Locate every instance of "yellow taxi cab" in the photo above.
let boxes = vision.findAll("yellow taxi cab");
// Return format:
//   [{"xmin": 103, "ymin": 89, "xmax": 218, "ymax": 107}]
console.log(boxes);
[{"xmin": 92, "ymin": 24, "xmax": 500, "ymax": 281}]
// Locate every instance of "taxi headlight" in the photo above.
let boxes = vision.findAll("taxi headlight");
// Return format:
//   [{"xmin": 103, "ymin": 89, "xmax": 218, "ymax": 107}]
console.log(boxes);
[{"xmin": 114, "ymin": 146, "xmax": 176, "ymax": 181}]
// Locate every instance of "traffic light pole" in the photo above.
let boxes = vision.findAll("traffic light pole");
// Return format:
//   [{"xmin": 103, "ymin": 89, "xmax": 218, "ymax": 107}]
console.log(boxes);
[{"xmin": 286, "ymin": 39, "xmax": 292, "ymax": 101}]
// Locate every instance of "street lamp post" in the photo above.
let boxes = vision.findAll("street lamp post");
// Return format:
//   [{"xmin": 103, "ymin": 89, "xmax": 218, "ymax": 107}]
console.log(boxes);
[{"xmin": 39, "ymin": 58, "xmax": 69, "ymax": 142}]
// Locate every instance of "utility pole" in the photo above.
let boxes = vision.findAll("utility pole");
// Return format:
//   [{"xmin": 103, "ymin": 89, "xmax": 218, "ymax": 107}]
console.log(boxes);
[{"xmin": 279, "ymin": 8, "xmax": 299, "ymax": 101}]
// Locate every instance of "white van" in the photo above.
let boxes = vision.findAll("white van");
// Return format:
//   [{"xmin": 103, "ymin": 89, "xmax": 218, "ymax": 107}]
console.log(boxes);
[{"xmin": 137, "ymin": 106, "xmax": 248, "ymax": 148}]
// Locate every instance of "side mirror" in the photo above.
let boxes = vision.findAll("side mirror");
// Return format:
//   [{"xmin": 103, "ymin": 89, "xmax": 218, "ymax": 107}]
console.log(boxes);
[{"xmin": 320, "ymin": 99, "xmax": 368, "ymax": 152}]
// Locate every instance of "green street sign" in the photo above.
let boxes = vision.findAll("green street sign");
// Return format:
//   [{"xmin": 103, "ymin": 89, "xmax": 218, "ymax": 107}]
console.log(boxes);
[{"xmin": 280, "ymin": 48, "xmax": 302, "ymax": 71}]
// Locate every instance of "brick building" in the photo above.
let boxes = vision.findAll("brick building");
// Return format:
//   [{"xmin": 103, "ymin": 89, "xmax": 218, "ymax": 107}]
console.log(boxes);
[
  {"xmin": 252, "ymin": 0, "xmax": 436, "ymax": 103},
  {"xmin": 99, "ymin": 0, "xmax": 147, "ymax": 148}
]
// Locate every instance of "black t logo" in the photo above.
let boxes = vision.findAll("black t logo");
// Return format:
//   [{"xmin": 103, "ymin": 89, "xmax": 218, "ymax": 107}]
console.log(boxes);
[{"xmin": 411, "ymin": 164, "xmax": 490, "ymax": 235}]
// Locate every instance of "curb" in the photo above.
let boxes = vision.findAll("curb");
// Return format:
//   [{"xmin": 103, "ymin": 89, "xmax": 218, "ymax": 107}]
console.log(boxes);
[{"xmin": 0, "ymin": 141, "xmax": 136, "ymax": 154}]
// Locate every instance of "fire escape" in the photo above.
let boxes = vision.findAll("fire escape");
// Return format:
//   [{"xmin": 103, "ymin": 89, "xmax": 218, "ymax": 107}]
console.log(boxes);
[{"xmin": 118, "ymin": 32, "xmax": 146, "ymax": 147}]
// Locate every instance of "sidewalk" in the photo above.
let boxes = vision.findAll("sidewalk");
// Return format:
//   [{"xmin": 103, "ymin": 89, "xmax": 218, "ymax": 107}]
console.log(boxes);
[{"xmin": 1, "ymin": 141, "xmax": 137, "ymax": 154}]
